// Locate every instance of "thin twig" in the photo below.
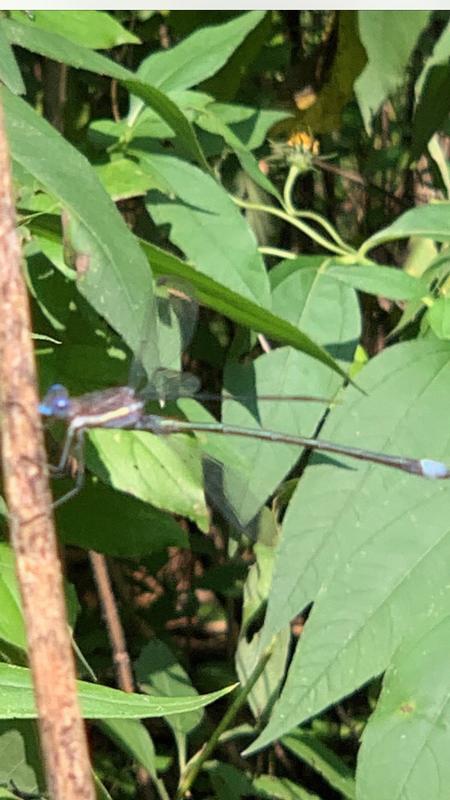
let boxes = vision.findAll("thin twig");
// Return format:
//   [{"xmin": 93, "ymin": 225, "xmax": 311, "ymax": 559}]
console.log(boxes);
[
  {"xmin": 110, "ymin": 80, "xmax": 120, "ymax": 123},
  {"xmin": 89, "ymin": 551, "xmax": 134, "ymax": 692},
  {"xmin": 90, "ymin": 552, "xmax": 162, "ymax": 800},
  {"xmin": 176, "ymin": 645, "xmax": 273, "ymax": 799},
  {"xmin": 0, "ymin": 98, "xmax": 94, "ymax": 798}
]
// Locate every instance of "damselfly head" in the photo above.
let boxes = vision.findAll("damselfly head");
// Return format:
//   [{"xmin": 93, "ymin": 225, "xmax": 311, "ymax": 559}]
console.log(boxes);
[{"xmin": 39, "ymin": 384, "xmax": 71, "ymax": 418}]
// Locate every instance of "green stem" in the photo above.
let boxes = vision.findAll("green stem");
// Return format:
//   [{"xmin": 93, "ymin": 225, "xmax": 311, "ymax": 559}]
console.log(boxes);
[
  {"xmin": 175, "ymin": 645, "xmax": 273, "ymax": 799},
  {"xmin": 233, "ymin": 196, "xmax": 349, "ymax": 257},
  {"xmin": 259, "ymin": 246, "xmax": 297, "ymax": 260},
  {"xmin": 295, "ymin": 210, "xmax": 354, "ymax": 254},
  {"xmin": 154, "ymin": 776, "xmax": 170, "ymax": 800},
  {"xmin": 283, "ymin": 164, "xmax": 300, "ymax": 216},
  {"xmin": 282, "ymin": 165, "xmax": 354, "ymax": 255},
  {"xmin": 282, "ymin": 165, "xmax": 353, "ymax": 254}
]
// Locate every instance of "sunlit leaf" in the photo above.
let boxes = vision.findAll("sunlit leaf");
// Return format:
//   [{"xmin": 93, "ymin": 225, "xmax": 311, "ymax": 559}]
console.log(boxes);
[
  {"xmin": 357, "ymin": 615, "xmax": 450, "ymax": 800},
  {"xmin": 250, "ymin": 340, "xmax": 450, "ymax": 753},
  {"xmin": 0, "ymin": 664, "xmax": 236, "ymax": 719}
]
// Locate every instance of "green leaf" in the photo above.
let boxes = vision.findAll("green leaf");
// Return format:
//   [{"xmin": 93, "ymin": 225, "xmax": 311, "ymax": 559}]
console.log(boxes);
[
  {"xmin": 236, "ymin": 625, "xmax": 290, "ymax": 722},
  {"xmin": 236, "ymin": 530, "xmax": 285, "ymax": 721},
  {"xmin": 412, "ymin": 19, "xmax": 450, "ymax": 160},
  {"xmin": 123, "ymin": 80, "xmax": 209, "ymax": 170},
  {"xmin": 201, "ymin": 12, "xmax": 271, "ymax": 103},
  {"xmin": 0, "ymin": 544, "xmax": 78, "ymax": 660},
  {"xmin": 3, "ymin": 17, "xmax": 208, "ymax": 170},
  {"xmin": 241, "ymin": 526, "xmax": 279, "ymax": 634},
  {"xmin": 99, "ymin": 719, "xmax": 157, "ymax": 776},
  {"xmin": 355, "ymin": 11, "xmax": 430, "ymax": 133},
  {"xmin": 32, "ymin": 211, "xmax": 348, "ymax": 386},
  {"xmin": 135, "ymin": 639, "xmax": 202, "ymax": 749},
  {"xmin": 361, "ymin": 203, "xmax": 450, "ymax": 255},
  {"xmin": 2, "ymin": 89, "xmax": 156, "ymax": 376},
  {"xmin": 250, "ymin": 339, "xmax": 450, "ymax": 752},
  {"xmin": 142, "ymin": 154, "xmax": 270, "ymax": 305},
  {"xmin": 0, "ymin": 663, "xmax": 236, "ymax": 719},
  {"xmin": 195, "ymin": 108, "xmax": 283, "ymax": 203},
  {"xmin": 427, "ymin": 296, "xmax": 450, "ymax": 339},
  {"xmin": 94, "ymin": 774, "xmax": 113, "ymax": 800},
  {"xmin": 200, "ymin": 102, "xmax": 290, "ymax": 150},
  {"xmin": 0, "ymin": 721, "xmax": 44, "ymax": 797},
  {"xmin": 0, "ymin": 20, "xmax": 24, "ymax": 94},
  {"xmin": 10, "ymin": 10, "xmax": 140, "ymax": 48},
  {"xmin": 282, "ymin": 731, "xmax": 356, "ymax": 800},
  {"xmin": 326, "ymin": 263, "xmax": 428, "ymax": 300},
  {"xmin": 95, "ymin": 158, "xmax": 162, "ymax": 201},
  {"xmin": 357, "ymin": 615, "xmax": 450, "ymax": 800},
  {"xmin": 206, "ymin": 761, "xmax": 255, "ymax": 799},
  {"xmin": 133, "ymin": 11, "xmax": 264, "ymax": 95},
  {"xmin": 411, "ymin": 63, "xmax": 450, "ymax": 161},
  {"xmin": 0, "ymin": 544, "xmax": 27, "ymax": 655},
  {"xmin": 140, "ymin": 238, "xmax": 349, "ymax": 381},
  {"xmin": 56, "ymin": 479, "xmax": 188, "ymax": 556},
  {"xmin": 220, "ymin": 265, "xmax": 360, "ymax": 525},
  {"xmin": 88, "ymin": 427, "xmax": 209, "ymax": 531},
  {"xmin": 121, "ymin": 89, "xmax": 213, "ymax": 144},
  {"xmin": 252, "ymin": 774, "xmax": 320, "ymax": 799},
  {"xmin": 415, "ymin": 18, "xmax": 450, "ymax": 95}
]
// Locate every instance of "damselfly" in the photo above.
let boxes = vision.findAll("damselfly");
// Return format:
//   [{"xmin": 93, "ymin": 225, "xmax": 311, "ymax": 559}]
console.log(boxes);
[
  {"xmin": 39, "ymin": 279, "xmax": 450, "ymax": 524},
  {"xmin": 39, "ymin": 379, "xmax": 450, "ymax": 516}
]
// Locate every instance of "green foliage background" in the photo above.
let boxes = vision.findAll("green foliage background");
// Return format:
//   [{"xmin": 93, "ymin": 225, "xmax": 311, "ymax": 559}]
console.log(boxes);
[{"xmin": 1, "ymin": 9, "xmax": 450, "ymax": 800}]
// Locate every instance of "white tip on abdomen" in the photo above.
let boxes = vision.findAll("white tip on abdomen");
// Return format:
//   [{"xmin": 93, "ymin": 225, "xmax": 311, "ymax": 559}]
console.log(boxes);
[{"xmin": 420, "ymin": 459, "xmax": 450, "ymax": 479}]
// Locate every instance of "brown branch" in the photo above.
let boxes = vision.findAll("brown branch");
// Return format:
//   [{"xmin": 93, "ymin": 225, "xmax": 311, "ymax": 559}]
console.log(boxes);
[
  {"xmin": 89, "ymin": 551, "xmax": 153, "ymax": 798},
  {"xmin": 89, "ymin": 551, "xmax": 134, "ymax": 693},
  {"xmin": 0, "ymin": 99, "xmax": 95, "ymax": 798}
]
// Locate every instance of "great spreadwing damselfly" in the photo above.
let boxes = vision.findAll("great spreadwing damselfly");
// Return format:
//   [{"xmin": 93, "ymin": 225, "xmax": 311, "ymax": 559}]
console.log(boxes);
[
  {"xmin": 38, "ymin": 378, "xmax": 450, "ymax": 519},
  {"xmin": 38, "ymin": 280, "xmax": 450, "ymax": 526}
]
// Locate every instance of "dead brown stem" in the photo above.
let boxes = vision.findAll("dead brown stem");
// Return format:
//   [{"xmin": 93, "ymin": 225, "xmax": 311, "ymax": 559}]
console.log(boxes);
[{"xmin": 0, "ymin": 97, "xmax": 95, "ymax": 798}]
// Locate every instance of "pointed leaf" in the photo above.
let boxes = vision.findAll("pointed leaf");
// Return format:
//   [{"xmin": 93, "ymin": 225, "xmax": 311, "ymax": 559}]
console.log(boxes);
[
  {"xmin": 88, "ymin": 428, "xmax": 209, "ymax": 531},
  {"xmin": 361, "ymin": 203, "xmax": 450, "ymax": 255},
  {"xmin": 142, "ymin": 153, "xmax": 270, "ymax": 305},
  {"xmin": 136, "ymin": 639, "xmax": 202, "ymax": 738},
  {"xmin": 3, "ymin": 17, "xmax": 208, "ymax": 169},
  {"xmin": 221, "ymin": 265, "xmax": 359, "ymax": 524},
  {"xmin": 357, "ymin": 615, "xmax": 450, "ymax": 800},
  {"xmin": 11, "ymin": 10, "xmax": 140, "ymax": 48},
  {"xmin": 99, "ymin": 719, "xmax": 157, "ymax": 776},
  {"xmin": 133, "ymin": 11, "xmax": 264, "ymax": 94},
  {"xmin": 355, "ymin": 11, "xmax": 430, "ymax": 133},
  {"xmin": 251, "ymin": 340, "xmax": 450, "ymax": 752},
  {"xmin": 283, "ymin": 731, "xmax": 356, "ymax": 800},
  {"xmin": 140, "ymin": 239, "xmax": 349, "ymax": 380},
  {"xmin": 327, "ymin": 264, "xmax": 427, "ymax": 301},
  {"xmin": 2, "ymin": 89, "xmax": 155, "ymax": 373},
  {"xmin": 0, "ymin": 20, "xmax": 24, "ymax": 94},
  {"xmin": 0, "ymin": 663, "xmax": 236, "ymax": 719}
]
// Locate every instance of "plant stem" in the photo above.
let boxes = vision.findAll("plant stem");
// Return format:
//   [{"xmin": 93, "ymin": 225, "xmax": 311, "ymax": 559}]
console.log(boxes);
[
  {"xmin": 283, "ymin": 164, "xmax": 354, "ymax": 254},
  {"xmin": 259, "ymin": 246, "xmax": 297, "ymax": 260},
  {"xmin": 175, "ymin": 645, "xmax": 273, "ymax": 799},
  {"xmin": 283, "ymin": 164, "xmax": 300, "ymax": 216},
  {"xmin": 295, "ymin": 210, "xmax": 354, "ymax": 254},
  {"xmin": 233, "ymin": 196, "xmax": 350, "ymax": 257}
]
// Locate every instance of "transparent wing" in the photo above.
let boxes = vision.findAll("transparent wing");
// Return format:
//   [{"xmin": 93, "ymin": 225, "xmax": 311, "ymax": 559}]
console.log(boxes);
[
  {"xmin": 140, "ymin": 368, "xmax": 201, "ymax": 404},
  {"xmin": 156, "ymin": 277, "xmax": 198, "ymax": 369},
  {"xmin": 201, "ymin": 453, "xmax": 264, "ymax": 540},
  {"xmin": 128, "ymin": 277, "xmax": 199, "ymax": 396},
  {"xmin": 129, "ymin": 277, "xmax": 336, "ymax": 408}
]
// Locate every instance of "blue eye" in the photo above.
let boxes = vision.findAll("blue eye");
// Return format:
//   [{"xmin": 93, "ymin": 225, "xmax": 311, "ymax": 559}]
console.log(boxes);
[{"xmin": 39, "ymin": 384, "xmax": 71, "ymax": 418}]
